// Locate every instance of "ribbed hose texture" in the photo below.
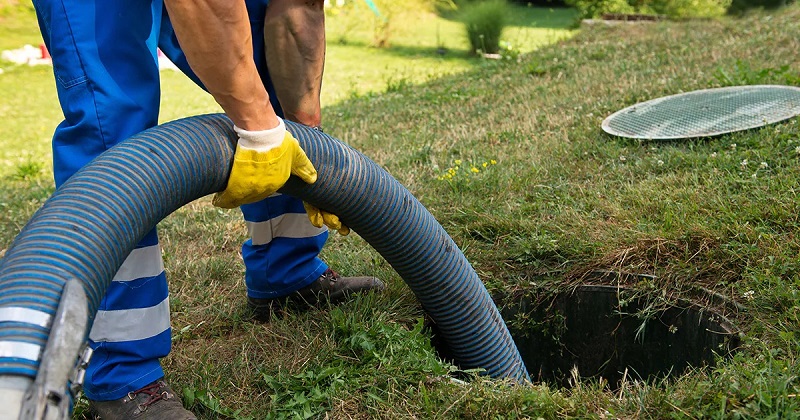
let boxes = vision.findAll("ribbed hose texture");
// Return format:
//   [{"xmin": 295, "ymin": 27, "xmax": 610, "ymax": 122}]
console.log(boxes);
[{"xmin": 0, "ymin": 114, "xmax": 528, "ymax": 383}]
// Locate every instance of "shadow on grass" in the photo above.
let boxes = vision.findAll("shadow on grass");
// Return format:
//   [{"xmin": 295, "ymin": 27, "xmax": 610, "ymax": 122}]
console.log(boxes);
[{"xmin": 332, "ymin": 38, "xmax": 475, "ymax": 60}]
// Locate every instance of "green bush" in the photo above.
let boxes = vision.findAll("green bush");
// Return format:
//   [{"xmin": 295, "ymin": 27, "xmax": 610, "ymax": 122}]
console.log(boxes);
[
  {"xmin": 729, "ymin": 0, "xmax": 794, "ymax": 14},
  {"xmin": 647, "ymin": 0, "xmax": 732, "ymax": 18},
  {"xmin": 566, "ymin": 0, "xmax": 732, "ymax": 19},
  {"xmin": 566, "ymin": 0, "xmax": 633, "ymax": 19},
  {"xmin": 462, "ymin": 0, "xmax": 509, "ymax": 55}
]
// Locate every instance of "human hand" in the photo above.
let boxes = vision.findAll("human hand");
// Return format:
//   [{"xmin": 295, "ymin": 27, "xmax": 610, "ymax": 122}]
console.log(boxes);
[
  {"xmin": 213, "ymin": 119, "xmax": 317, "ymax": 208},
  {"xmin": 304, "ymin": 203, "xmax": 350, "ymax": 236}
]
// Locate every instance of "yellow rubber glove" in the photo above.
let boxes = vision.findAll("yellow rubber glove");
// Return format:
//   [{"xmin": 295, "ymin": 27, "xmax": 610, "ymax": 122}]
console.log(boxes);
[
  {"xmin": 304, "ymin": 203, "xmax": 350, "ymax": 236},
  {"xmin": 213, "ymin": 119, "xmax": 317, "ymax": 208}
]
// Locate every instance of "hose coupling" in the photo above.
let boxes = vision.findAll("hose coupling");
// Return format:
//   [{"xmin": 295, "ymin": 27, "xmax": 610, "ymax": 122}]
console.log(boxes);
[{"xmin": 18, "ymin": 279, "xmax": 91, "ymax": 420}]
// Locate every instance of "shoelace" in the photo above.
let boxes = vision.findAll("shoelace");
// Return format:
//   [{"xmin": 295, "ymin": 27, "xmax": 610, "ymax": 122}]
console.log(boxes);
[
  {"xmin": 127, "ymin": 381, "xmax": 171, "ymax": 412},
  {"xmin": 321, "ymin": 268, "xmax": 339, "ymax": 283}
]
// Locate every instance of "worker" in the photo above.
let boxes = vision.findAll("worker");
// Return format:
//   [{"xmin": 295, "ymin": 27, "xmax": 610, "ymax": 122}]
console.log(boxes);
[{"xmin": 31, "ymin": 0, "xmax": 384, "ymax": 418}]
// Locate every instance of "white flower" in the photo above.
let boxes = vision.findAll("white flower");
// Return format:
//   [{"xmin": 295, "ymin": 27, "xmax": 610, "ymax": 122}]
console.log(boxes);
[
  {"xmin": 657, "ymin": 160, "xmax": 664, "ymax": 166},
  {"xmin": 760, "ymin": 162, "xmax": 768, "ymax": 169},
  {"xmin": 740, "ymin": 159, "xmax": 748, "ymax": 167},
  {"xmin": 619, "ymin": 155, "xmax": 627, "ymax": 162},
  {"xmin": 795, "ymin": 145, "xmax": 800, "ymax": 154},
  {"xmin": 710, "ymin": 152, "xmax": 717, "ymax": 158},
  {"xmin": 730, "ymin": 143, "xmax": 737, "ymax": 150},
  {"xmin": 743, "ymin": 290, "xmax": 755, "ymax": 300}
]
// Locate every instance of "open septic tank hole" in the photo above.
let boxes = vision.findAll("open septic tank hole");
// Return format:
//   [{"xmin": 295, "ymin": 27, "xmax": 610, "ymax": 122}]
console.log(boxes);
[{"xmin": 430, "ymin": 285, "xmax": 740, "ymax": 388}]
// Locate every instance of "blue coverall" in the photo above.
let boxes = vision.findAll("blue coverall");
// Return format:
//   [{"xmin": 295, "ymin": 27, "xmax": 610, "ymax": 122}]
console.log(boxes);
[{"xmin": 32, "ymin": 0, "xmax": 329, "ymax": 401}]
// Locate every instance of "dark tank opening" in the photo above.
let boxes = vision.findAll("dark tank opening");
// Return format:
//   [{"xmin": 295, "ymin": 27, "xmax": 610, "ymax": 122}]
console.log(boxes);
[{"xmin": 429, "ymin": 284, "xmax": 740, "ymax": 388}]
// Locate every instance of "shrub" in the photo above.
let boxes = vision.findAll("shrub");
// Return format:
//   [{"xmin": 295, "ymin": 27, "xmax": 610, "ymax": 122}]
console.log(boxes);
[
  {"xmin": 647, "ymin": 0, "xmax": 732, "ymax": 18},
  {"xmin": 729, "ymin": 0, "xmax": 795, "ymax": 14},
  {"xmin": 507, "ymin": 0, "xmax": 569, "ymax": 5},
  {"xmin": 565, "ymin": 0, "xmax": 634, "ymax": 19},
  {"xmin": 566, "ymin": 0, "xmax": 732, "ymax": 19},
  {"xmin": 462, "ymin": 0, "xmax": 509, "ymax": 55}
]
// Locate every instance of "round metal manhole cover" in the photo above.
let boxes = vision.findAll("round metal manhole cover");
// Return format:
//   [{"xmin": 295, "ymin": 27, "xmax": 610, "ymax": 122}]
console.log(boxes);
[{"xmin": 601, "ymin": 85, "xmax": 800, "ymax": 140}]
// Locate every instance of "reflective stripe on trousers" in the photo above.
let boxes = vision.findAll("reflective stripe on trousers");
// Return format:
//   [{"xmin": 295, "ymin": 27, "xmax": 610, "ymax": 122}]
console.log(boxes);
[{"xmin": 33, "ymin": 0, "xmax": 328, "ymax": 400}]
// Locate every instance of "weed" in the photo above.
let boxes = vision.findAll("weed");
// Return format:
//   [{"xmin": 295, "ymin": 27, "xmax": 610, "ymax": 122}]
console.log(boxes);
[
  {"xmin": 184, "ymin": 387, "xmax": 254, "ymax": 419},
  {"xmin": 260, "ymin": 368, "xmax": 345, "ymax": 419},
  {"xmin": 11, "ymin": 160, "xmax": 43, "ymax": 180},
  {"xmin": 712, "ymin": 59, "xmax": 800, "ymax": 86},
  {"xmin": 526, "ymin": 55, "xmax": 566, "ymax": 77},
  {"xmin": 436, "ymin": 158, "xmax": 497, "ymax": 192},
  {"xmin": 498, "ymin": 41, "xmax": 521, "ymax": 62},
  {"xmin": 384, "ymin": 71, "xmax": 412, "ymax": 93}
]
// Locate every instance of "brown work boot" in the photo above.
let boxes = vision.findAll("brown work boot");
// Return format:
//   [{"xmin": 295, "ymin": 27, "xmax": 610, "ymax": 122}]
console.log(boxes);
[
  {"xmin": 89, "ymin": 378, "xmax": 196, "ymax": 419},
  {"xmin": 248, "ymin": 268, "xmax": 385, "ymax": 320}
]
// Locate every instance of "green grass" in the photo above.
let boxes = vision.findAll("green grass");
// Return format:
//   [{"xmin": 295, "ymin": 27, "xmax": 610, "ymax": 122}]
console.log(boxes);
[
  {"xmin": 323, "ymin": 4, "xmax": 576, "ymax": 103},
  {"xmin": 0, "ymin": 4, "xmax": 576, "ymax": 163},
  {"xmin": 2, "ymin": 2, "xmax": 800, "ymax": 419}
]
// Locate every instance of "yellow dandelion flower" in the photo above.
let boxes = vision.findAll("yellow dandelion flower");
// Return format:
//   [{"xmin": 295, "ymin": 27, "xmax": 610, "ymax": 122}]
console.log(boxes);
[
  {"xmin": 454, "ymin": 159, "xmax": 462, "ymax": 165},
  {"xmin": 490, "ymin": 159, "xmax": 497, "ymax": 165},
  {"xmin": 482, "ymin": 162, "xmax": 488, "ymax": 168},
  {"xmin": 471, "ymin": 167, "xmax": 479, "ymax": 173}
]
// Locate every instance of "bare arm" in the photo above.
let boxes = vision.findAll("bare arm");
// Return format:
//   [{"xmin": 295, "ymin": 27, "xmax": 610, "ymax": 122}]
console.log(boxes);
[
  {"xmin": 163, "ymin": 0, "xmax": 278, "ymax": 131},
  {"xmin": 264, "ymin": 0, "xmax": 326, "ymax": 127}
]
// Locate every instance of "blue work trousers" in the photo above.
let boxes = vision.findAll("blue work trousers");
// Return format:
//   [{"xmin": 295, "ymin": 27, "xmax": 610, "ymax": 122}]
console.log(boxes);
[{"xmin": 32, "ymin": 0, "xmax": 328, "ymax": 401}]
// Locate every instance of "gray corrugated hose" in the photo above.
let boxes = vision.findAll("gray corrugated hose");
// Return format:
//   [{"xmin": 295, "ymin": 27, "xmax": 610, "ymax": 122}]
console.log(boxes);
[{"xmin": 0, "ymin": 114, "xmax": 529, "ymax": 418}]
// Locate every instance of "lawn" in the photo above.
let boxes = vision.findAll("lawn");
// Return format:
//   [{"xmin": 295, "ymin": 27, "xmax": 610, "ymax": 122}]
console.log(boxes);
[
  {"xmin": 0, "ymin": 3, "xmax": 577, "ymax": 177},
  {"xmin": 1, "ymin": 2, "xmax": 799, "ymax": 419}
]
